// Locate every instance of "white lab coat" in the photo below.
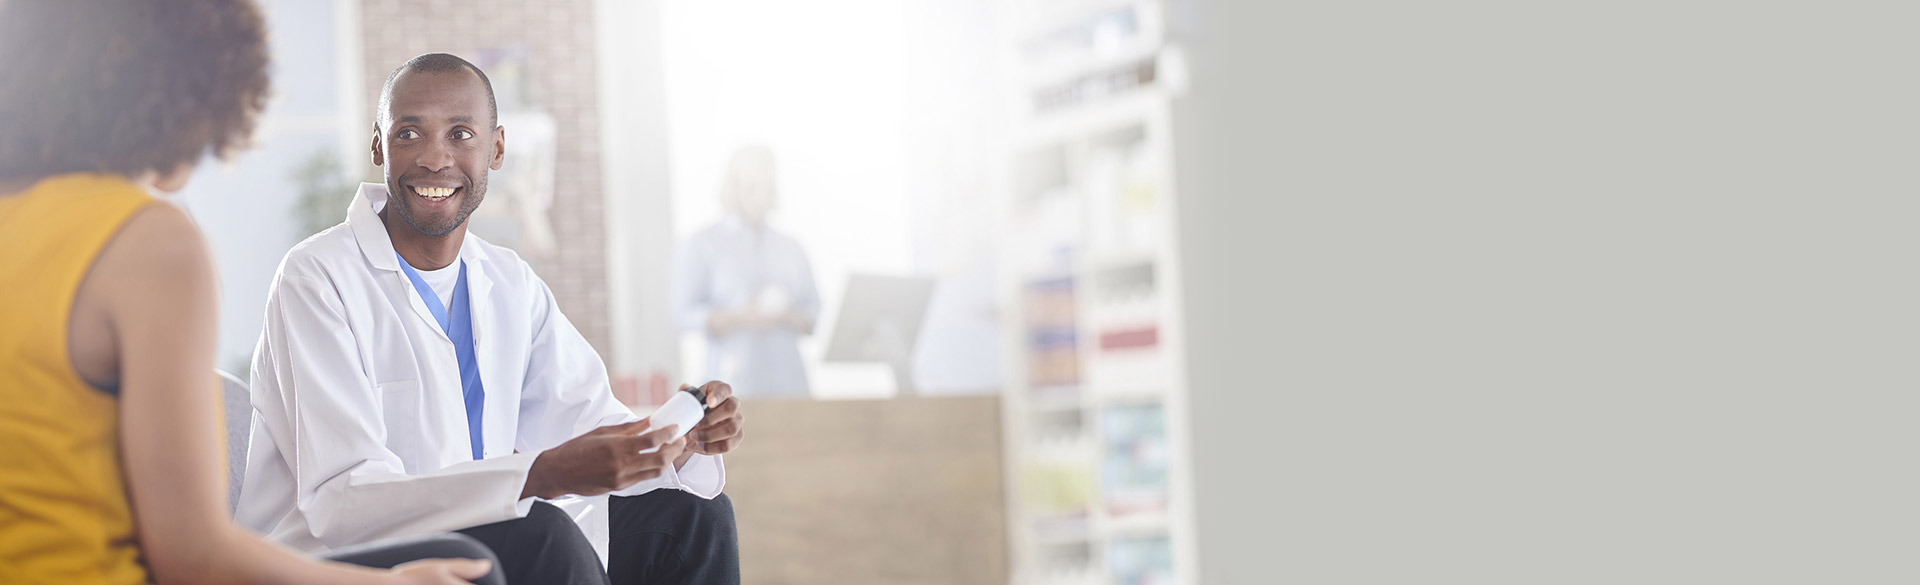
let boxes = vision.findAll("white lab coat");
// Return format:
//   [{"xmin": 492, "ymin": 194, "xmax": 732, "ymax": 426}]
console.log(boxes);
[
  {"xmin": 672, "ymin": 215, "xmax": 820, "ymax": 397},
  {"xmin": 236, "ymin": 183, "xmax": 722, "ymax": 563}
]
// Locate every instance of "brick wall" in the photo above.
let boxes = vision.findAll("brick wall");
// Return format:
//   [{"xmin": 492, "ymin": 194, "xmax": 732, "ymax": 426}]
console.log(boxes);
[{"xmin": 358, "ymin": 0, "xmax": 612, "ymax": 354}]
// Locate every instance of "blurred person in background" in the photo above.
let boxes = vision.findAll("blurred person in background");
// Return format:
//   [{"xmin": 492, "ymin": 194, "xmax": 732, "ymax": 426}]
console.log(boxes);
[
  {"xmin": 236, "ymin": 53, "xmax": 746, "ymax": 585},
  {"xmin": 674, "ymin": 145, "xmax": 821, "ymax": 398},
  {"xmin": 0, "ymin": 1, "xmax": 494, "ymax": 584}
]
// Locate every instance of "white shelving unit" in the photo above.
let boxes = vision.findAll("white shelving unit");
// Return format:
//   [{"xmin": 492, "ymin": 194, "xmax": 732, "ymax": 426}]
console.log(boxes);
[{"xmin": 996, "ymin": 1, "xmax": 1196, "ymax": 584}]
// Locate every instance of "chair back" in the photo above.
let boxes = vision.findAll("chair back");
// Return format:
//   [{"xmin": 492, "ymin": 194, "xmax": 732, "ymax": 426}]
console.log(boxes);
[{"xmin": 216, "ymin": 369, "xmax": 251, "ymax": 514}]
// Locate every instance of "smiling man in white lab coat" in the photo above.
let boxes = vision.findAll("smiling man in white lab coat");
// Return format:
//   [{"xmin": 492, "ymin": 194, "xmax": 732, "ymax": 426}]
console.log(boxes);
[{"xmin": 236, "ymin": 54, "xmax": 745, "ymax": 585}]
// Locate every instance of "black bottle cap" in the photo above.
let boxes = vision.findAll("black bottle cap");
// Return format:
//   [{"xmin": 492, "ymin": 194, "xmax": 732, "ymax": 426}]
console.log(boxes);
[{"xmin": 683, "ymin": 386, "xmax": 709, "ymax": 411}]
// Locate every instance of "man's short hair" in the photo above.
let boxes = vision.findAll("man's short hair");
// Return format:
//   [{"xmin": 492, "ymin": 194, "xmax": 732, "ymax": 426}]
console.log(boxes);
[
  {"xmin": 376, "ymin": 53, "xmax": 500, "ymax": 130},
  {"xmin": 0, "ymin": 0, "xmax": 271, "ymax": 184}
]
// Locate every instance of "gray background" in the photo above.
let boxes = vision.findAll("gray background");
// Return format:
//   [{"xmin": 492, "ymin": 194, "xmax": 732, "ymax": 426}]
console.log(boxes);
[{"xmin": 1173, "ymin": 0, "xmax": 1915, "ymax": 582}]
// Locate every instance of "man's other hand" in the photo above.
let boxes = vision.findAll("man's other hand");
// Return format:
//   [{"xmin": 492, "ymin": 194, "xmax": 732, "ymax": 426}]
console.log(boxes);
[
  {"xmin": 686, "ymin": 381, "xmax": 744, "ymax": 456},
  {"xmin": 522, "ymin": 420, "xmax": 686, "ymax": 499}
]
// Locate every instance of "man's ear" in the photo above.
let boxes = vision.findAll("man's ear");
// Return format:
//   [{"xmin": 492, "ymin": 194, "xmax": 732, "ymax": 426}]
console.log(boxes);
[
  {"xmin": 370, "ymin": 125, "xmax": 385, "ymax": 167},
  {"xmin": 490, "ymin": 126, "xmax": 506, "ymax": 171}
]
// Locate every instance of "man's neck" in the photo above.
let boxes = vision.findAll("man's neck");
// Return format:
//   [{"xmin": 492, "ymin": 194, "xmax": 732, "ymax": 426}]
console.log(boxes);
[{"xmin": 380, "ymin": 208, "xmax": 465, "ymax": 270}]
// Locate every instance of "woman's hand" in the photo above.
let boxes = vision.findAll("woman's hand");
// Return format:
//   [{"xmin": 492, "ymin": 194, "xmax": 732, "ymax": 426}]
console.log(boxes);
[{"xmin": 385, "ymin": 558, "xmax": 493, "ymax": 585}]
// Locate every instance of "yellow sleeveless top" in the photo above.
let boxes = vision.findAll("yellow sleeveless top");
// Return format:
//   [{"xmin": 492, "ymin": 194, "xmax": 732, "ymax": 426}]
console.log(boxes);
[{"xmin": 0, "ymin": 174, "xmax": 156, "ymax": 585}]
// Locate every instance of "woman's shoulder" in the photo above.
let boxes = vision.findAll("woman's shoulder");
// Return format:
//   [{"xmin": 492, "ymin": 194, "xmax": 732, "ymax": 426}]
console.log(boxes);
[
  {"xmin": 88, "ymin": 200, "xmax": 213, "ymax": 312},
  {"xmin": 112, "ymin": 200, "xmax": 209, "ymax": 268}
]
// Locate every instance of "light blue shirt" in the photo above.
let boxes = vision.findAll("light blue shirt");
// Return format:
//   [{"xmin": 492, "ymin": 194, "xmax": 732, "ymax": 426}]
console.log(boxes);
[{"xmin": 673, "ymin": 215, "xmax": 820, "ymax": 397}]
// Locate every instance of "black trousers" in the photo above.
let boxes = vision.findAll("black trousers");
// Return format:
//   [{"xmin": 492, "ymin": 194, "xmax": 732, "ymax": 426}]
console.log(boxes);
[
  {"xmin": 455, "ymin": 491, "xmax": 739, "ymax": 585},
  {"xmin": 322, "ymin": 532, "xmax": 506, "ymax": 585},
  {"xmin": 607, "ymin": 490, "xmax": 739, "ymax": 585}
]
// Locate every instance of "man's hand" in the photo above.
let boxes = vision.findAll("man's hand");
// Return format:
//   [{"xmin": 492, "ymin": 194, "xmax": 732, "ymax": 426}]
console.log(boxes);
[
  {"xmin": 685, "ymin": 381, "xmax": 744, "ymax": 456},
  {"xmin": 521, "ymin": 419, "xmax": 686, "ymax": 500}
]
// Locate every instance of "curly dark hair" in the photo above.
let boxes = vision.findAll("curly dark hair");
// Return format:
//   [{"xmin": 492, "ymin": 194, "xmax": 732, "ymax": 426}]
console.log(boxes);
[{"xmin": 0, "ymin": 0, "xmax": 272, "ymax": 184}]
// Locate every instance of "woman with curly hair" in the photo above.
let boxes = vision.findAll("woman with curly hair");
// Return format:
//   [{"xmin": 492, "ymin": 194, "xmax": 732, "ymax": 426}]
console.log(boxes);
[{"xmin": 0, "ymin": 1, "xmax": 498, "ymax": 584}]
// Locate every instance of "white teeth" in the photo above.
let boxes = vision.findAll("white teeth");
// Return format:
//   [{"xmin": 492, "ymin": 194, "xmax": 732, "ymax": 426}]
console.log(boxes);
[{"xmin": 415, "ymin": 186, "xmax": 454, "ymax": 199}]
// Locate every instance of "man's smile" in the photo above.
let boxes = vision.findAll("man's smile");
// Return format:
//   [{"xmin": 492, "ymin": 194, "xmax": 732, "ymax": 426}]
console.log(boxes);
[{"xmin": 408, "ymin": 184, "xmax": 460, "ymax": 202}]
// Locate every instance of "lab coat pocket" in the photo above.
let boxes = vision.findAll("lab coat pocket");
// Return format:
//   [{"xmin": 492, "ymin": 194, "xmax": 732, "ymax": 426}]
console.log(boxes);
[{"xmin": 376, "ymin": 380, "xmax": 425, "ymax": 472}]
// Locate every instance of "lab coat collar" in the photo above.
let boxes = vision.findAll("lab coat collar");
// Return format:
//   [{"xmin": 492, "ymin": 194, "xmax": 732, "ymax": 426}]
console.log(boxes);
[{"xmin": 345, "ymin": 182, "xmax": 497, "ymax": 342}]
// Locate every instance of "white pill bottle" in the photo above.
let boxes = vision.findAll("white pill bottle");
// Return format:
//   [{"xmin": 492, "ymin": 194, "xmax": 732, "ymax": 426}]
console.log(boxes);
[{"xmin": 639, "ymin": 386, "xmax": 709, "ymax": 453}]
